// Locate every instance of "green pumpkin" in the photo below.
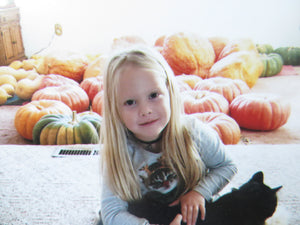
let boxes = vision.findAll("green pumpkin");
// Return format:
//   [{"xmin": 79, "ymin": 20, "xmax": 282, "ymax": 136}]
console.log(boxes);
[
  {"xmin": 33, "ymin": 111, "xmax": 102, "ymax": 145},
  {"xmin": 274, "ymin": 47, "xmax": 300, "ymax": 66},
  {"xmin": 259, "ymin": 53, "xmax": 283, "ymax": 77},
  {"xmin": 256, "ymin": 44, "xmax": 274, "ymax": 54}
]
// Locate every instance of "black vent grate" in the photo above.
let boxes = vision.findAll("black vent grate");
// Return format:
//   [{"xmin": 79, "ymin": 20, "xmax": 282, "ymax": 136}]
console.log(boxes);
[{"xmin": 52, "ymin": 145, "xmax": 100, "ymax": 157}]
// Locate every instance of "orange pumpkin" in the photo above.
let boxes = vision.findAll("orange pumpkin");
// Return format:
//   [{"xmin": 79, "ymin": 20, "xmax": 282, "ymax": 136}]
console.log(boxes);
[
  {"xmin": 14, "ymin": 100, "xmax": 72, "ymax": 140},
  {"xmin": 230, "ymin": 93, "xmax": 291, "ymax": 131},
  {"xmin": 43, "ymin": 53, "xmax": 88, "ymax": 82},
  {"xmin": 80, "ymin": 76, "xmax": 104, "ymax": 102},
  {"xmin": 208, "ymin": 51, "xmax": 264, "ymax": 88},
  {"xmin": 208, "ymin": 36, "xmax": 229, "ymax": 62},
  {"xmin": 39, "ymin": 74, "xmax": 79, "ymax": 89},
  {"xmin": 192, "ymin": 112, "xmax": 241, "ymax": 145},
  {"xmin": 92, "ymin": 90, "xmax": 104, "ymax": 116},
  {"xmin": 154, "ymin": 35, "xmax": 166, "ymax": 47},
  {"xmin": 194, "ymin": 77, "xmax": 250, "ymax": 103},
  {"xmin": 182, "ymin": 90, "xmax": 229, "ymax": 114},
  {"xmin": 217, "ymin": 38, "xmax": 258, "ymax": 61},
  {"xmin": 160, "ymin": 32, "xmax": 215, "ymax": 78},
  {"xmin": 175, "ymin": 78, "xmax": 192, "ymax": 92},
  {"xmin": 175, "ymin": 74, "xmax": 202, "ymax": 89},
  {"xmin": 111, "ymin": 35, "xmax": 147, "ymax": 50},
  {"xmin": 32, "ymin": 85, "xmax": 89, "ymax": 113}
]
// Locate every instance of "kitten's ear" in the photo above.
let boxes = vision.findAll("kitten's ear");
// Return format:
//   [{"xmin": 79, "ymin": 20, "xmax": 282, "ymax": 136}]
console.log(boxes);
[
  {"xmin": 231, "ymin": 188, "xmax": 238, "ymax": 192},
  {"xmin": 272, "ymin": 186, "xmax": 282, "ymax": 193},
  {"xmin": 250, "ymin": 171, "xmax": 264, "ymax": 183}
]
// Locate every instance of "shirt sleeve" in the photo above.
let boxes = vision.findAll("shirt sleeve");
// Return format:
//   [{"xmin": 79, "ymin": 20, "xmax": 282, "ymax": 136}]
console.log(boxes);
[
  {"xmin": 100, "ymin": 174, "xmax": 150, "ymax": 225},
  {"xmin": 189, "ymin": 116, "xmax": 238, "ymax": 201}
]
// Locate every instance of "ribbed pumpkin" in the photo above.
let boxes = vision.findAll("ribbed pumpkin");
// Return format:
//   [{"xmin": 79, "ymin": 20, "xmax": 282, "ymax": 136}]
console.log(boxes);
[
  {"xmin": 256, "ymin": 44, "xmax": 274, "ymax": 54},
  {"xmin": 175, "ymin": 74, "xmax": 202, "ymax": 89},
  {"xmin": 192, "ymin": 112, "xmax": 241, "ymax": 145},
  {"xmin": 39, "ymin": 74, "xmax": 79, "ymax": 89},
  {"xmin": 274, "ymin": 47, "xmax": 300, "ymax": 66},
  {"xmin": 33, "ymin": 111, "xmax": 102, "ymax": 145},
  {"xmin": 32, "ymin": 85, "xmax": 89, "ymax": 113},
  {"xmin": 230, "ymin": 93, "xmax": 291, "ymax": 131},
  {"xmin": 175, "ymin": 78, "xmax": 192, "ymax": 92},
  {"xmin": 92, "ymin": 90, "xmax": 104, "ymax": 116},
  {"xmin": 80, "ymin": 76, "xmax": 104, "ymax": 102},
  {"xmin": 259, "ymin": 53, "xmax": 283, "ymax": 77},
  {"xmin": 194, "ymin": 77, "xmax": 250, "ymax": 103},
  {"xmin": 160, "ymin": 32, "xmax": 215, "ymax": 78},
  {"xmin": 14, "ymin": 100, "xmax": 72, "ymax": 140},
  {"xmin": 182, "ymin": 90, "xmax": 229, "ymax": 114}
]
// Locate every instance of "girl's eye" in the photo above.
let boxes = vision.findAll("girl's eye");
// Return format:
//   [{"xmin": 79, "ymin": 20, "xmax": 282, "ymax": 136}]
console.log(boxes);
[
  {"xmin": 149, "ymin": 92, "xmax": 159, "ymax": 99},
  {"xmin": 125, "ymin": 99, "xmax": 136, "ymax": 106}
]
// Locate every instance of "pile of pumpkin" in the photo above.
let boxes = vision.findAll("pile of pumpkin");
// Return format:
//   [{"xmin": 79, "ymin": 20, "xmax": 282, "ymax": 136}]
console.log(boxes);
[{"xmin": 0, "ymin": 32, "xmax": 297, "ymax": 145}]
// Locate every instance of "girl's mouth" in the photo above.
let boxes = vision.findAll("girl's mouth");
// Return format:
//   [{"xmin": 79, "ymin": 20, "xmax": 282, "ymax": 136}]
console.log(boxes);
[{"xmin": 140, "ymin": 119, "xmax": 158, "ymax": 126}]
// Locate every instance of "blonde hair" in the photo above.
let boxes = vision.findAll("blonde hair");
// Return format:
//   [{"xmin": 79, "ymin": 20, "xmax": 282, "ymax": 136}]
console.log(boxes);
[{"xmin": 100, "ymin": 46, "xmax": 204, "ymax": 201}]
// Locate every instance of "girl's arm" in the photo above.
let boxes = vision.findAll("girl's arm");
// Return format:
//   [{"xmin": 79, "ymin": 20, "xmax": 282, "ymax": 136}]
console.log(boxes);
[
  {"xmin": 100, "ymin": 176, "xmax": 149, "ymax": 225},
  {"xmin": 192, "ymin": 120, "xmax": 238, "ymax": 201}
]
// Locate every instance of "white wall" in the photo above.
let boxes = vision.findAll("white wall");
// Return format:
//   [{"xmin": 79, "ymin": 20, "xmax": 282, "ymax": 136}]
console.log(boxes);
[{"xmin": 15, "ymin": 0, "xmax": 300, "ymax": 57}]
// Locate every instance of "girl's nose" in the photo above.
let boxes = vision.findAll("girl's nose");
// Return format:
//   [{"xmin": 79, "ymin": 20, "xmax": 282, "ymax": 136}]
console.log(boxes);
[{"xmin": 140, "ymin": 103, "xmax": 152, "ymax": 116}]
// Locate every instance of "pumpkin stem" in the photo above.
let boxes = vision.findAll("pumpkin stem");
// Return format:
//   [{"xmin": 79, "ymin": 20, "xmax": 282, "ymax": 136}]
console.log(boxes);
[{"xmin": 70, "ymin": 111, "xmax": 78, "ymax": 124}]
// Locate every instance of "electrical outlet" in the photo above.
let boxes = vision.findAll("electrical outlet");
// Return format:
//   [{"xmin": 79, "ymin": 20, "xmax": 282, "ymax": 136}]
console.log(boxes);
[{"xmin": 54, "ymin": 23, "xmax": 63, "ymax": 36}]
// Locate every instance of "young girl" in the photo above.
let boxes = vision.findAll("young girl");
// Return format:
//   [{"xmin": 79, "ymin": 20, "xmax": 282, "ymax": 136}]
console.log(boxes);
[{"xmin": 99, "ymin": 46, "xmax": 237, "ymax": 225}]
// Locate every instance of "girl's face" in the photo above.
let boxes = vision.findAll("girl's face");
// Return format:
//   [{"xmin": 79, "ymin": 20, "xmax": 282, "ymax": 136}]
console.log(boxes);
[{"xmin": 117, "ymin": 65, "xmax": 171, "ymax": 142}]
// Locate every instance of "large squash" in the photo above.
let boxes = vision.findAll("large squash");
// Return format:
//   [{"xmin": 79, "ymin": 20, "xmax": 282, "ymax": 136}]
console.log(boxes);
[
  {"xmin": 14, "ymin": 100, "xmax": 72, "ymax": 140},
  {"xmin": 230, "ymin": 93, "xmax": 291, "ymax": 131},
  {"xmin": 217, "ymin": 38, "xmax": 258, "ymax": 61},
  {"xmin": 83, "ymin": 55, "xmax": 107, "ymax": 80},
  {"xmin": 160, "ymin": 32, "xmax": 215, "ymax": 78},
  {"xmin": 42, "ymin": 53, "xmax": 88, "ymax": 82},
  {"xmin": 208, "ymin": 51, "xmax": 264, "ymax": 88},
  {"xmin": 274, "ymin": 47, "xmax": 300, "ymax": 66},
  {"xmin": 182, "ymin": 90, "xmax": 229, "ymax": 114},
  {"xmin": 33, "ymin": 111, "xmax": 102, "ymax": 145},
  {"xmin": 32, "ymin": 85, "xmax": 90, "ymax": 113},
  {"xmin": 259, "ymin": 53, "xmax": 283, "ymax": 77},
  {"xmin": 192, "ymin": 112, "xmax": 241, "ymax": 145},
  {"xmin": 208, "ymin": 36, "xmax": 229, "ymax": 62},
  {"xmin": 194, "ymin": 77, "xmax": 250, "ymax": 103}
]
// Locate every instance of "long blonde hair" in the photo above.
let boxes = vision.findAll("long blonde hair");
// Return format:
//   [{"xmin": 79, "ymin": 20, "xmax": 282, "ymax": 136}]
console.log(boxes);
[{"xmin": 100, "ymin": 46, "xmax": 204, "ymax": 201}]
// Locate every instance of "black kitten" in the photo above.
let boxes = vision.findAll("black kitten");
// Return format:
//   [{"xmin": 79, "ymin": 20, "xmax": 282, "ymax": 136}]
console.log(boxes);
[{"xmin": 128, "ymin": 171, "xmax": 282, "ymax": 225}]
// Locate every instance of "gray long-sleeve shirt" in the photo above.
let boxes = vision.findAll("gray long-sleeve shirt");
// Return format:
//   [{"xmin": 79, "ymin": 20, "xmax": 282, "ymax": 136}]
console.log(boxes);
[{"xmin": 100, "ymin": 115, "xmax": 237, "ymax": 225}]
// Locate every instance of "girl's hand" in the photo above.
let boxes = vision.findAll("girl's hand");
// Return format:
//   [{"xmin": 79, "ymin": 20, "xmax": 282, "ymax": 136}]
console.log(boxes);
[
  {"xmin": 169, "ymin": 190, "xmax": 205, "ymax": 225},
  {"xmin": 170, "ymin": 214, "xmax": 182, "ymax": 225}
]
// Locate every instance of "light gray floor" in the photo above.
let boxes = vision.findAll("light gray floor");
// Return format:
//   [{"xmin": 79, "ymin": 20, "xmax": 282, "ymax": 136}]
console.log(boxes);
[{"xmin": 0, "ymin": 144, "xmax": 299, "ymax": 225}]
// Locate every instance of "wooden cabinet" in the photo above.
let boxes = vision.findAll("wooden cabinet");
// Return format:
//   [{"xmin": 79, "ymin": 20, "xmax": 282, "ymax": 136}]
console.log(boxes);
[{"xmin": 0, "ymin": 7, "xmax": 26, "ymax": 66}]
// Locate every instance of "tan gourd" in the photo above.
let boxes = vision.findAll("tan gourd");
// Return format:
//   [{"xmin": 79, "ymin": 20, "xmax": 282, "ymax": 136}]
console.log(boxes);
[
  {"xmin": 0, "ymin": 87, "xmax": 11, "ymax": 105},
  {"xmin": 0, "ymin": 74, "xmax": 17, "ymax": 88},
  {"xmin": 0, "ymin": 84, "xmax": 15, "ymax": 96},
  {"xmin": 15, "ymin": 75, "xmax": 44, "ymax": 100}
]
